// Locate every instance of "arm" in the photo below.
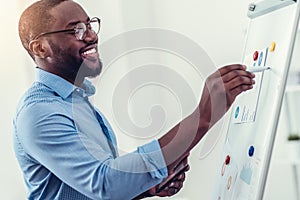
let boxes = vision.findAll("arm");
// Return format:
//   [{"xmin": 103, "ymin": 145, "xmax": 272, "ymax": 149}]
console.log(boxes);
[
  {"xmin": 15, "ymin": 103, "xmax": 168, "ymax": 200},
  {"xmin": 159, "ymin": 64, "xmax": 255, "ymax": 170}
]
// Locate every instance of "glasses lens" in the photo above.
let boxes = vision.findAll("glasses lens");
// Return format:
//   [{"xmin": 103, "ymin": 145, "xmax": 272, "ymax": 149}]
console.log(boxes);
[
  {"xmin": 73, "ymin": 18, "xmax": 100, "ymax": 40},
  {"xmin": 90, "ymin": 18, "xmax": 100, "ymax": 35},
  {"xmin": 74, "ymin": 22, "xmax": 87, "ymax": 40}
]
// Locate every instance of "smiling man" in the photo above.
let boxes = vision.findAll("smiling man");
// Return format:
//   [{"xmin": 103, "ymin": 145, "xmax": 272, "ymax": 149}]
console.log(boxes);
[
  {"xmin": 14, "ymin": 0, "xmax": 255, "ymax": 199},
  {"xmin": 23, "ymin": 0, "xmax": 102, "ymax": 86}
]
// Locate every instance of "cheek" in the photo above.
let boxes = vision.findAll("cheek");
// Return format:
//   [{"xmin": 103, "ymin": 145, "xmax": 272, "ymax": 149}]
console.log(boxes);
[
  {"xmin": 49, "ymin": 39, "xmax": 81, "ymax": 58},
  {"xmin": 59, "ymin": 45, "xmax": 82, "ymax": 62},
  {"xmin": 68, "ymin": 45, "xmax": 83, "ymax": 60}
]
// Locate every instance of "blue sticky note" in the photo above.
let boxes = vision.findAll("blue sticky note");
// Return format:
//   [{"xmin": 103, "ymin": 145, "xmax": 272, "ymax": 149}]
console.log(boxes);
[{"xmin": 240, "ymin": 165, "xmax": 252, "ymax": 185}]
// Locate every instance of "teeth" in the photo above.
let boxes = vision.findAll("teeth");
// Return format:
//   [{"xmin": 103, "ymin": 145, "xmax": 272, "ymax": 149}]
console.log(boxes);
[{"xmin": 83, "ymin": 48, "xmax": 96, "ymax": 55}]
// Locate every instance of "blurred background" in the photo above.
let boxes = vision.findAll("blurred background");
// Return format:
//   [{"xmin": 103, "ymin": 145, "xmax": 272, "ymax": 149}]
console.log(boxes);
[{"xmin": 2, "ymin": 0, "xmax": 300, "ymax": 199}]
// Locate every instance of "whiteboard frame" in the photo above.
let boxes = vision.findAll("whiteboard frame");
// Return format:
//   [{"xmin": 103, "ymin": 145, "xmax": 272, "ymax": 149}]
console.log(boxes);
[
  {"xmin": 248, "ymin": 0, "xmax": 297, "ymax": 19},
  {"xmin": 215, "ymin": 1, "xmax": 300, "ymax": 199},
  {"xmin": 246, "ymin": 1, "xmax": 300, "ymax": 199}
]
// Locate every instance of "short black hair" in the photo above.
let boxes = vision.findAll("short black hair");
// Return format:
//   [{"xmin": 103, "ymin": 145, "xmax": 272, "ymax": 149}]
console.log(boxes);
[{"xmin": 18, "ymin": 0, "xmax": 69, "ymax": 60}]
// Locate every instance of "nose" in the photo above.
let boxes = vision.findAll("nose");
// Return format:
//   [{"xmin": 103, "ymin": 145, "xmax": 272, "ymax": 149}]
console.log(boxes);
[{"xmin": 84, "ymin": 29, "xmax": 98, "ymax": 44}]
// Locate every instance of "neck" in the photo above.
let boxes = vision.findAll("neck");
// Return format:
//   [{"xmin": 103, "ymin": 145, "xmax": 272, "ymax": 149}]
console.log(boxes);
[
  {"xmin": 74, "ymin": 76, "xmax": 85, "ymax": 87},
  {"xmin": 37, "ymin": 65, "xmax": 85, "ymax": 88}
]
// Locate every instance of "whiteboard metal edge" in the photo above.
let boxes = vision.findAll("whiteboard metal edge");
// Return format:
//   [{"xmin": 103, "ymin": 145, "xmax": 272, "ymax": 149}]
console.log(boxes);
[{"xmin": 248, "ymin": 0, "xmax": 297, "ymax": 19}]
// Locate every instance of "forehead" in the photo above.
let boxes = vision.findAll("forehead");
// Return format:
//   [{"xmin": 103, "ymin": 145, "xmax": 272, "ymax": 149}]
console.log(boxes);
[{"xmin": 49, "ymin": 1, "xmax": 89, "ymax": 28}]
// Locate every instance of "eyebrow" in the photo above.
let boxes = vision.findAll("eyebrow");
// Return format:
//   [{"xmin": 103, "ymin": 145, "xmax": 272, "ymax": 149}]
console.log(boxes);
[{"xmin": 66, "ymin": 17, "xmax": 90, "ymax": 28}]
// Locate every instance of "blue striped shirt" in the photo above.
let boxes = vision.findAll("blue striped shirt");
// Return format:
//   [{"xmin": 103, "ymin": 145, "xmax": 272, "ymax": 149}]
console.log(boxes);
[{"xmin": 13, "ymin": 68, "xmax": 167, "ymax": 200}]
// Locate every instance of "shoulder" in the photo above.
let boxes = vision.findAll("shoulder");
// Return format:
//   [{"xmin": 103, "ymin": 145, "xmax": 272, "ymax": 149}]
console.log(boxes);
[
  {"xmin": 17, "ymin": 81, "xmax": 65, "ymax": 109},
  {"xmin": 14, "ymin": 82, "xmax": 72, "ymax": 123},
  {"xmin": 14, "ymin": 82, "xmax": 75, "ymax": 141},
  {"xmin": 23, "ymin": 82, "xmax": 61, "ymax": 104}
]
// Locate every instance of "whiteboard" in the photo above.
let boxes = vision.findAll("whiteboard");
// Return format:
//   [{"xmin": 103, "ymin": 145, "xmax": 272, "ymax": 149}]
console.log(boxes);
[{"xmin": 214, "ymin": 0, "xmax": 300, "ymax": 199}]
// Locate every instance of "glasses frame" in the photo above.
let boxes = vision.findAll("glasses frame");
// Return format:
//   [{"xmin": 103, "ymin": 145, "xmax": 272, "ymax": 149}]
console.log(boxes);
[{"xmin": 31, "ymin": 17, "xmax": 101, "ymax": 41}]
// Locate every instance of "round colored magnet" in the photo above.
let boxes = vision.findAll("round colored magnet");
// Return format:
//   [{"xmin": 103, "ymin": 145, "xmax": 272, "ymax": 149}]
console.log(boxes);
[
  {"xmin": 253, "ymin": 51, "xmax": 259, "ymax": 61},
  {"xmin": 248, "ymin": 145, "xmax": 255, "ymax": 157},
  {"xmin": 270, "ymin": 42, "xmax": 276, "ymax": 52},
  {"xmin": 225, "ymin": 155, "xmax": 231, "ymax": 165}
]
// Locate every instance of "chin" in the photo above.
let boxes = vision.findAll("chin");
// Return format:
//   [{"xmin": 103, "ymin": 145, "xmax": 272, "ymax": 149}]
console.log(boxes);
[
  {"xmin": 79, "ymin": 60, "xmax": 103, "ymax": 78},
  {"xmin": 88, "ymin": 67, "xmax": 102, "ymax": 78}
]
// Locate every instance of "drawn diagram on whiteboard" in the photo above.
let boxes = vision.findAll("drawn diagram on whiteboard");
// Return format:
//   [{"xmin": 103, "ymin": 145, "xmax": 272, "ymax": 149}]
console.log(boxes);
[
  {"xmin": 233, "ymin": 48, "xmax": 268, "ymax": 124},
  {"xmin": 216, "ymin": 149, "xmax": 239, "ymax": 200},
  {"xmin": 215, "ymin": 143, "xmax": 263, "ymax": 200},
  {"xmin": 232, "ymin": 147, "xmax": 261, "ymax": 200}
]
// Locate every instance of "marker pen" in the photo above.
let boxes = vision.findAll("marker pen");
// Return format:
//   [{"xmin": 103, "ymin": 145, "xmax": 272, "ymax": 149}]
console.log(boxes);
[{"xmin": 247, "ymin": 66, "xmax": 270, "ymax": 73}]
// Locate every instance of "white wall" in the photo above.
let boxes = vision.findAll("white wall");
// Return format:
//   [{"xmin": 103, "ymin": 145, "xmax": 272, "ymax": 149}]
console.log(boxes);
[
  {"xmin": 0, "ymin": 0, "xmax": 34, "ymax": 199},
  {"xmin": 2, "ymin": 0, "xmax": 298, "ymax": 199}
]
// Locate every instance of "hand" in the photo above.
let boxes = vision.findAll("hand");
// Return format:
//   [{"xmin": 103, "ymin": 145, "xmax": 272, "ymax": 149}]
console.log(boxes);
[
  {"xmin": 133, "ymin": 172, "xmax": 188, "ymax": 199},
  {"xmin": 148, "ymin": 164, "xmax": 189, "ymax": 197},
  {"xmin": 133, "ymin": 155, "xmax": 189, "ymax": 199},
  {"xmin": 149, "ymin": 155, "xmax": 190, "ymax": 197},
  {"xmin": 199, "ymin": 64, "xmax": 255, "ymax": 127}
]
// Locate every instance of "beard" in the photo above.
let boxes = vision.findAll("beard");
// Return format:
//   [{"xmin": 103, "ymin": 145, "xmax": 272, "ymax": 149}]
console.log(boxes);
[
  {"xmin": 77, "ymin": 58, "xmax": 102, "ymax": 79},
  {"xmin": 48, "ymin": 40, "xmax": 103, "ymax": 82}
]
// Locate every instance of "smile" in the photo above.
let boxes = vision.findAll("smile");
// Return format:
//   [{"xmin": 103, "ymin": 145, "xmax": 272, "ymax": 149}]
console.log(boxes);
[
  {"xmin": 82, "ymin": 48, "xmax": 97, "ymax": 56},
  {"xmin": 81, "ymin": 46, "xmax": 99, "ymax": 61}
]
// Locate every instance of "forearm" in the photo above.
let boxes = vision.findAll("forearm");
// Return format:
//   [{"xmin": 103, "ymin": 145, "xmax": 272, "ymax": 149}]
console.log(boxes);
[
  {"xmin": 159, "ymin": 64, "xmax": 256, "ymax": 169},
  {"xmin": 158, "ymin": 107, "xmax": 210, "ymax": 168}
]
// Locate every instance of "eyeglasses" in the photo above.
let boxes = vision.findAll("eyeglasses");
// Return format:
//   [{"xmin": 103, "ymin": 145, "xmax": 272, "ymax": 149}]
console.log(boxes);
[{"xmin": 31, "ymin": 17, "xmax": 100, "ymax": 41}]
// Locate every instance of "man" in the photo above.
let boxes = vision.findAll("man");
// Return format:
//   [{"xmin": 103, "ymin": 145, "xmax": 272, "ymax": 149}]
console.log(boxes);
[{"xmin": 14, "ymin": 0, "xmax": 255, "ymax": 199}]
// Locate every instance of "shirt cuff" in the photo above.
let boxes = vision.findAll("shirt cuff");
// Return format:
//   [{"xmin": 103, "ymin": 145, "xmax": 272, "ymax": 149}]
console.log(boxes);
[{"xmin": 137, "ymin": 140, "xmax": 168, "ymax": 179}]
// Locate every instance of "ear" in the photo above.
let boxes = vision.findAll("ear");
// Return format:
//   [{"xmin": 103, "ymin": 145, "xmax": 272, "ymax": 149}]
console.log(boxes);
[{"xmin": 28, "ymin": 39, "xmax": 52, "ymax": 59}]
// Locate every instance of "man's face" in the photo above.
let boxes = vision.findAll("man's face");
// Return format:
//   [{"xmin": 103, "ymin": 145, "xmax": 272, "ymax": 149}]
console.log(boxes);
[{"xmin": 47, "ymin": 1, "xmax": 102, "ymax": 81}]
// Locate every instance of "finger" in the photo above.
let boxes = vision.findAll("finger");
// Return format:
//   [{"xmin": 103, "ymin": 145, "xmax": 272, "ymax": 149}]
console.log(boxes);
[
  {"xmin": 222, "ymin": 70, "xmax": 255, "ymax": 83},
  {"xmin": 158, "ymin": 186, "xmax": 177, "ymax": 197},
  {"xmin": 163, "ymin": 183, "xmax": 182, "ymax": 196},
  {"xmin": 172, "ymin": 165, "xmax": 189, "ymax": 181},
  {"xmin": 166, "ymin": 187, "xmax": 179, "ymax": 196},
  {"xmin": 230, "ymin": 84, "xmax": 254, "ymax": 97},
  {"xmin": 224, "ymin": 76, "xmax": 255, "ymax": 91},
  {"xmin": 218, "ymin": 64, "xmax": 246, "ymax": 76},
  {"xmin": 173, "ymin": 188, "xmax": 179, "ymax": 194},
  {"xmin": 184, "ymin": 164, "xmax": 190, "ymax": 172},
  {"xmin": 175, "ymin": 172, "xmax": 186, "ymax": 181},
  {"xmin": 170, "ymin": 180, "xmax": 183, "ymax": 189}
]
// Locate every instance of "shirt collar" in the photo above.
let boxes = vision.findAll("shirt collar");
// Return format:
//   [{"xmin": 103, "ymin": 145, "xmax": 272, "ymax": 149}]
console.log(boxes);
[{"xmin": 35, "ymin": 67, "xmax": 96, "ymax": 99}]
